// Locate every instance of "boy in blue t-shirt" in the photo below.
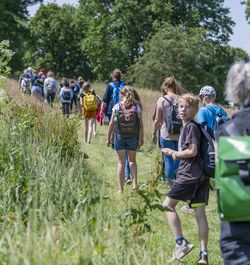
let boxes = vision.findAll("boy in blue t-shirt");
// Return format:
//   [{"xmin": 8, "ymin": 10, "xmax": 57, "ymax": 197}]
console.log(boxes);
[{"xmin": 197, "ymin": 86, "xmax": 228, "ymax": 130}]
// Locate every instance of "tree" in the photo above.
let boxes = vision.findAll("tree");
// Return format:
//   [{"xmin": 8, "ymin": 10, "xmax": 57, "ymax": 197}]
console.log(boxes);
[
  {"xmin": 0, "ymin": 0, "xmax": 42, "ymax": 72},
  {"xmin": 207, "ymin": 46, "xmax": 249, "ymax": 102},
  {"xmin": 26, "ymin": 3, "xmax": 93, "ymax": 79},
  {"xmin": 127, "ymin": 24, "xmax": 215, "ymax": 93},
  {"xmin": 79, "ymin": 0, "xmax": 234, "ymax": 79},
  {"xmin": 242, "ymin": 0, "xmax": 250, "ymax": 22},
  {"xmin": 0, "ymin": 40, "xmax": 15, "ymax": 76}
]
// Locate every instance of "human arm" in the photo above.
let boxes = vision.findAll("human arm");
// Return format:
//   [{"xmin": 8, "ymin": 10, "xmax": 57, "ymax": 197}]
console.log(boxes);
[
  {"xmin": 152, "ymin": 102, "xmax": 162, "ymax": 144},
  {"xmin": 100, "ymin": 85, "xmax": 111, "ymax": 117},
  {"xmin": 162, "ymin": 143, "xmax": 198, "ymax": 160},
  {"xmin": 107, "ymin": 111, "xmax": 115, "ymax": 146},
  {"xmin": 138, "ymin": 112, "xmax": 144, "ymax": 147},
  {"xmin": 100, "ymin": 102, "xmax": 107, "ymax": 117}
]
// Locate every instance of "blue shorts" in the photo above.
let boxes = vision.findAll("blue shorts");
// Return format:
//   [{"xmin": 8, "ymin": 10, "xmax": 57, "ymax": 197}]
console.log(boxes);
[{"xmin": 114, "ymin": 133, "xmax": 138, "ymax": 151}]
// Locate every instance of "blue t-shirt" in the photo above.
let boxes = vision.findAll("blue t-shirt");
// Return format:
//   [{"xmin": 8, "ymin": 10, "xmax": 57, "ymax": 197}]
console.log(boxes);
[
  {"xmin": 197, "ymin": 104, "xmax": 228, "ymax": 130},
  {"xmin": 102, "ymin": 80, "xmax": 125, "ymax": 115}
]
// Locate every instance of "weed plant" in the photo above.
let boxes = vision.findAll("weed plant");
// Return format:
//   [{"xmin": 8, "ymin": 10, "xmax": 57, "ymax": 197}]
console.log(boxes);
[{"xmin": 0, "ymin": 80, "xmax": 224, "ymax": 265}]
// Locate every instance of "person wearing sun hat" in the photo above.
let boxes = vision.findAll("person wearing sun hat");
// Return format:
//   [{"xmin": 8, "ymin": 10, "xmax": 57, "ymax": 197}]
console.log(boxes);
[{"xmin": 197, "ymin": 85, "xmax": 228, "ymax": 131}]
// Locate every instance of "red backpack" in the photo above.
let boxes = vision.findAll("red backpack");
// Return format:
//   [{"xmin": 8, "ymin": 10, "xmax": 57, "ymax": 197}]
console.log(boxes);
[{"xmin": 115, "ymin": 103, "xmax": 140, "ymax": 138}]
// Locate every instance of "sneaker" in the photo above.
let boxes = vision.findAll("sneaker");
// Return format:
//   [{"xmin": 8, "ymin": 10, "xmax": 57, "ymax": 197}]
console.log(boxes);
[
  {"xmin": 197, "ymin": 251, "xmax": 208, "ymax": 265},
  {"xmin": 181, "ymin": 205, "xmax": 194, "ymax": 214},
  {"xmin": 169, "ymin": 240, "xmax": 194, "ymax": 262},
  {"xmin": 125, "ymin": 176, "xmax": 132, "ymax": 184}
]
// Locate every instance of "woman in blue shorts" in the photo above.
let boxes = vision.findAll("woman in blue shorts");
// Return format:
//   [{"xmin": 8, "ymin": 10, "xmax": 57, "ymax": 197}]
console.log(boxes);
[{"xmin": 107, "ymin": 86, "xmax": 144, "ymax": 193}]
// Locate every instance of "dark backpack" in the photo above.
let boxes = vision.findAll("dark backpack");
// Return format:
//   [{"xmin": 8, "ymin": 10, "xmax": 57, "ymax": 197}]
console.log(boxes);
[
  {"xmin": 163, "ymin": 96, "xmax": 182, "ymax": 134},
  {"xmin": 192, "ymin": 121, "xmax": 215, "ymax": 178},
  {"xmin": 115, "ymin": 103, "xmax": 140, "ymax": 138},
  {"xmin": 63, "ymin": 91, "xmax": 71, "ymax": 101}
]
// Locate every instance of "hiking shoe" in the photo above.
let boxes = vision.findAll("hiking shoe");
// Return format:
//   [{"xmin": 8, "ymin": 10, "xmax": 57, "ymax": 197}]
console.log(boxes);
[
  {"xmin": 169, "ymin": 240, "xmax": 194, "ymax": 262},
  {"xmin": 181, "ymin": 205, "xmax": 194, "ymax": 214},
  {"xmin": 125, "ymin": 176, "xmax": 132, "ymax": 184},
  {"xmin": 197, "ymin": 251, "xmax": 208, "ymax": 265}
]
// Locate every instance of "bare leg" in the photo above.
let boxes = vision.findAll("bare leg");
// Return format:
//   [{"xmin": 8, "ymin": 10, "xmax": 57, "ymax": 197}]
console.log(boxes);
[
  {"xmin": 127, "ymin": 150, "xmax": 137, "ymax": 189},
  {"xmin": 163, "ymin": 197, "xmax": 183, "ymax": 238},
  {"xmin": 93, "ymin": 119, "xmax": 97, "ymax": 137},
  {"xmin": 194, "ymin": 206, "xmax": 208, "ymax": 251},
  {"xmin": 84, "ymin": 119, "xmax": 89, "ymax": 143},
  {"xmin": 87, "ymin": 119, "xmax": 95, "ymax": 143},
  {"xmin": 117, "ymin": 150, "xmax": 126, "ymax": 192}
]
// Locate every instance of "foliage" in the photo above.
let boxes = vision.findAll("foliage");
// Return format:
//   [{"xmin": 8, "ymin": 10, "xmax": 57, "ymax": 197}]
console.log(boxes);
[
  {"xmin": 26, "ymin": 3, "xmax": 93, "ymax": 78},
  {"xmin": 0, "ymin": 0, "xmax": 42, "ymax": 72},
  {"xmin": 0, "ymin": 79, "xmax": 225, "ymax": 264},
  {"xmin": 207, "ymin": 46, "xmax": 250, "ymax": 102},
  {"xmin": 127, "ymin": 24, "xmax": 215, "ymax": 93},
  {"xmin": 79, "ymin": 0, "xmax": 234, "ymax": 79},
  {"xmin": 242, "ymin": 0, "xmax": 250, "ymax": 22},
  {"xmin": 0, "ymin": 40, "xmax": 15, "ymax": 76}
]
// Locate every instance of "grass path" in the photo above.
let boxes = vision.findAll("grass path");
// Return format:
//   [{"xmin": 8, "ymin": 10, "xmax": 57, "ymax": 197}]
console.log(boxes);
[
  {"xmin": 1, "ymin": 78, "xmax": 224, "ymax": 264},
  {"xmin": 79, "ymin": 120, "xmax": 224, "ymax": 265}
]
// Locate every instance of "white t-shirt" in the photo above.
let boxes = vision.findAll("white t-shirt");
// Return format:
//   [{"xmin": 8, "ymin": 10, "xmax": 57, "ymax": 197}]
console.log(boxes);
[{"xmin": 112, "ymin": 100, "xmax": 142, "ymax": 114}]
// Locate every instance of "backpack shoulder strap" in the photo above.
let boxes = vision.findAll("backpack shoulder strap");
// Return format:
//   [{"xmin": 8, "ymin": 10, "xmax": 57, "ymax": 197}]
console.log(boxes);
[{"xmin": 163, "ymin": 96, "xmax": 173, "ymax": 106}]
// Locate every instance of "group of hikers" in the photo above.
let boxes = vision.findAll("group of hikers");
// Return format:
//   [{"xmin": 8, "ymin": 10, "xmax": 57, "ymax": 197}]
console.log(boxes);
[
  {"xmin": 19, "ymin": 67, "xmax": 102, "ymax": 143},
  {"xmin": 18, "ymin": 62, "xmax": 250, "ymax": 265},
  {"xmin": 100, "ymin": 65, "xmax": 250, "ymax": 265}
]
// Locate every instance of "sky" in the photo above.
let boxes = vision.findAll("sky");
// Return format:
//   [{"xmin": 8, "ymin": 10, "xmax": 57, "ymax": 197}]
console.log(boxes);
[{"xmin": 28, "ymin": 0, "xmax": 250, "ymax": 54}]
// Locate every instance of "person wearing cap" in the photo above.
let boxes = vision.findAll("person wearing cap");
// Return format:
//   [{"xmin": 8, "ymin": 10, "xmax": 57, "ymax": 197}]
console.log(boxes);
[{"xmin": 197, "ymin": 86, "xmax": 228, "ymax": 131}]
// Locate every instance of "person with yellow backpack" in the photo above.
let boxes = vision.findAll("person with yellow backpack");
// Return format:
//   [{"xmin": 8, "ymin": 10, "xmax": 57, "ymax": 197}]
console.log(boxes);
[{"xmin": 79, "ymin": 82, "xmax": 100, "ymax": 143}]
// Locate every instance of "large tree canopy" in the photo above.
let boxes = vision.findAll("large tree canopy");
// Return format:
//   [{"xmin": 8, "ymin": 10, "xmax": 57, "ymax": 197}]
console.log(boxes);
[
  {"xmin": 79, "ymin": 0, "xmax": 234, "ymax": 79},
  {"xmin": 27, "ymin": 3, "xmax": 92, "ymax": 78},
  {"xmin": 0, "ymin": 0, "xmax": 42, "ymax": 71},
  {"xmin": 127, "ymin": 24, "xmax": 215, "ymax": 92}
]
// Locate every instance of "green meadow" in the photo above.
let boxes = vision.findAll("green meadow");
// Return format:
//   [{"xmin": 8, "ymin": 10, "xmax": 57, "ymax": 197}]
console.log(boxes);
[{"xmin": 0, "ymin": 79, "xmax": 223, "ymax": 265}]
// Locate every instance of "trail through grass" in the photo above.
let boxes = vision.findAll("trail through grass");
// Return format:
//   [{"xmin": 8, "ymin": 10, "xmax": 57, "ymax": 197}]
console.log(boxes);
[{"xmin": 0, "ymin": 79, "xmax": 224, "ymax": 265}]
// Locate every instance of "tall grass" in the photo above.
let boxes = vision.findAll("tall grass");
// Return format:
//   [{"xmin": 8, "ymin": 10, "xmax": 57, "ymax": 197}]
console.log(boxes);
[{"xmin": 0, "ymin": 79, "xmax": 224, "ymax": 265}]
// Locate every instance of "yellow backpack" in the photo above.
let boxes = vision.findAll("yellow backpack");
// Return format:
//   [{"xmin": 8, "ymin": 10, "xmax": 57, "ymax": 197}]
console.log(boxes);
[{"xmin": 83, "ymin": 92, "xmax": 98, "ymax": 111}]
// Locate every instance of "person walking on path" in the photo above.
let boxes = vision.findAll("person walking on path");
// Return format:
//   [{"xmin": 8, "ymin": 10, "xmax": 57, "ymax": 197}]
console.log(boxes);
[
  {"xmin": 162, "ymin": 93, "xmax": 209, "ymax": 264},
  {"xmin": 100, "ymin": 69, "xmax": 132, "ymax": 183},
  {"xmin": 79, "ymin": 82, "xmax": 99, "ymax": 144},
  {"xmin": 59, "ymin": 79, "xmax": 73, "ymax": 118},
  {"xmin": 152, "ymin": 76, "xmax": 182, "ymax": 188},
  {"xmin": 107, "ymin": 86, "xmax": 144, "ymax": 193},
  {"xmin": 43, "ymin": 71, "xmax": 57, "ymax": 108},
  {"xmin": 215, "ymin": 61, "xmax": 250, "ymax": 265}
]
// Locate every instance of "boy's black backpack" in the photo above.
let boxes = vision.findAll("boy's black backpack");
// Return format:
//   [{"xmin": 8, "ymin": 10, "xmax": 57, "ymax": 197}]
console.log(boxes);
[
  {"xmin": 192, "ymin": 121, "xmax": 215, "ymax": 178},
  {"xmin": 63, "ymin": 91, "xmax": 71, "ymax": 101},
  {"xmin": 163, "ymin": 96, "xmax": 182, "ymax": 134}
]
